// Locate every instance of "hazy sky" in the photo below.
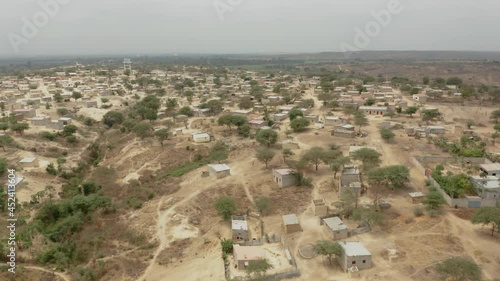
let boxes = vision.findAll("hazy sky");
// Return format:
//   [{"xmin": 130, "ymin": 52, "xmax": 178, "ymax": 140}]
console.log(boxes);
[{"xmin": 1, "ymin": 0, "xmax": 499, "ymax": 57}]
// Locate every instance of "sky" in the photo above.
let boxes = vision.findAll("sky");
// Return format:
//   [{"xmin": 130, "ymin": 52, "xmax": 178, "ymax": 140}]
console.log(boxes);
[{"xmin": 1, "ymin": 0, "xmax": 499, "ymax": 57}]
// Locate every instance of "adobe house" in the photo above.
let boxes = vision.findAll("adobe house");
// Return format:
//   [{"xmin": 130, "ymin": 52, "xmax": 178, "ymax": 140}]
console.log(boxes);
[
  {"xmin": 86, "ymin": 100, "xmax": 98, "ymax": 108},
  {"xmin": 282, "ymin": 214, "xmax": 301, "ymax": 234},
  {"xmin": 313, "ymin": 199, "xmax": 328, "ymax": 217},
  {"xmin": 233, "ymin": 244, "xmax": 266, "ymax": 270},
  {"xmin": 322, "ymin": 217, "xmax": 348, "ymax": 240},
  {"xmin": 231, "ymin": 216, "xmax": 249, "ymax": 241},
  {"xmin": 272, "ymin": 168, "xmax": 297, "ymax": 188},
  {"xmin": 358, "ymin": 106, "xmax": 388, "ymax": 116},
  {"xmin": 338, "ymin": 241, "xmax": 372, "ymax": 272},
  {"xmin": 207, "ymin": 164, "xmax": 230, "ymax": 179}
]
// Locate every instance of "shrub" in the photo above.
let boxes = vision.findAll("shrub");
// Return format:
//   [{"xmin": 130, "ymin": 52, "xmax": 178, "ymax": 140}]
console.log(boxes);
[
  {"xmin": 46, "ymin": 163, "xmax": 57, "ymax": 175},
  {"xmin": 413, "ymin": 207, "xmax": 424, "ymax": 217}
]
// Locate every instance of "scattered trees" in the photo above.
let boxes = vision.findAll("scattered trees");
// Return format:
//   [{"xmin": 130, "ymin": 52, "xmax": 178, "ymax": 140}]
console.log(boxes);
[
  {"xmin": 238, "ymin": 97, "xmax": 253, "ymax": 110},
  {"xmin": 131, "ymin": 122, "xmax": 153, "ymax": 140},
  {"xmin": 404, "ymin": 106, "xmax": 418, "ymax": 117},
  {"xmin": 11, "ymin": 122, "xmax": 29, "ymax": 135},
  {"xmin": 255, "ymin": 148, "xmax": 275, "ymax": 168},
  {"xmin": 214, "ymin": 196, "xmax": 237, "ymax": 221},
  {"xmin": 471, "ymin": 207, "xmax": 500, "ymax": 236},
  {"xmin": 422, "ymin": 187, "xmax": 446, "ymax": 210},
  {"xmin": 154, "ymin": 128, "xmax": 170, "ymax": 147},
  {"xmin": 218, "ymin": 115, "xmax": 248, "ymax": 131},
  {"xmin": 177, "ymin": 106, "xmax": 194, "ymax": 117}
]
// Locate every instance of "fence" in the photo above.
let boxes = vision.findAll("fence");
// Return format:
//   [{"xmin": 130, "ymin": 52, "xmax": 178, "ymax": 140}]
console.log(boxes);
[{"xmin": 412, "ymin": 156, "xmax": 498, "ymax": 208}]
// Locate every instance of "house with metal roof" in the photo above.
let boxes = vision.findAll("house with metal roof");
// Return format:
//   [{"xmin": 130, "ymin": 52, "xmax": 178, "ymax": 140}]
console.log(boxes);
[
  {"xmin": 207, "ymin": 164, "xmax": 230, "ymax": 179},
  {"xmin": 338, "ymin": 241, "xmax": 372, "ymax": 272}
]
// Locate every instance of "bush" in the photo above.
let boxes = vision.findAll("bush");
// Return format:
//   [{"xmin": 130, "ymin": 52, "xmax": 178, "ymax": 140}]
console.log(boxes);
[
  {"xmin": 41, "ymin": 131, "xmax": 58, "ymax": 141},
  {"xmin": 413, "ymin": 207, "xmax": 424, "ymax": 217},
  {"xmin": 46, "ymin": 163, "xmax": 57, "ymax": 175},
  {"xmin": 126, "ymin": 196, "xmax": 143, "ymax": 209}
]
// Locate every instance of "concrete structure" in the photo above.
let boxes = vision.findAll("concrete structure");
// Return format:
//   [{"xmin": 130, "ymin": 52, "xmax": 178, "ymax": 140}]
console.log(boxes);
[
  {"xmin": 479, "ymin": 163, "xmax": 500, "ymax": 176},
  {"xmin": 322, "ymin": 216, "xmax": 348, "ymax": 240},
  {"xmin": 338, "ymin": 241, "xmax": 372, "ymax": 272},
  {"xmin": 409, "ymin": 192, "xmax": 425, "ymax": 204},
  {"xmin": 470, "ymin": 176, "xmax": 500, "ymax": 200},
  {"xmin": 86, "ymin": 100, "xmax": 98, "ymax": 108},
  {"xmin": 233, "ymin": 244, "xmax": 266, "ymax": 270},
  {"xmin": 19, "ymin": 157, "xmax": 39, "ymax": 168},
  {"xmin": 232, "ymin": 216, "xmax": 249, "ymax": 241},
  {"xmin": 192, "ymin": 133, "xmax": 211, "ymax": 143},
  {"xmin": 339, "ymin": 166, "xmax": 362, "ymax": 197},
  {"xmin": 412, "ymin": 94, "xmax": 428, "ymax": 103},
  {"xmin": 207, "ymin": 164, "xmax": 230, "ymax": 179},
  {"xmin": 282, "ymin": 140, "xmax": 300, "ymax": 150},
  {"xmin": 313, "ymin": 199, "xmax": 328, "ymax": 217},
  {"xmin": 272, "ymin": 113, "xmax": 287, "ymax": 122},
  {"xmin": 272, "ymin": 168, "xmax": 296, "ymax": 188},
  {"xmin": 282, "ymin": 214, "xmax": 301, "ymax": 234},
  {"xmin": 426, "ymin": 126, "xmax": 446, "ymax": 135},
  {"xmin": 324, "ymin": 116, "xmax": 342, "ymax": 126},
  {"xmin": 358, "ymin": 106, "xmax": 388, "ymax": 116}
]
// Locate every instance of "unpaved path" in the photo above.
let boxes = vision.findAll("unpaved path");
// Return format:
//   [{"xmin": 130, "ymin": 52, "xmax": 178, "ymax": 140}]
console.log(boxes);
[{"xmin": 25, "ymin": 266, "xmax": 71, "ymax": 281}]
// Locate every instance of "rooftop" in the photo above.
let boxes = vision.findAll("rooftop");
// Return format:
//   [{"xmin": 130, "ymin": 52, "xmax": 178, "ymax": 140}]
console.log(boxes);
[
  {"xmin": 480, "ymin": 163, "xmax": 500, "ymax": 172},
  {"xmin": 20, "ymin": 157, "xmax": 36, "ymax": 163},
  {"xmin": 339, "ymin": 241, "xmax": 371, "ymax": 257},
  {"xmin": 409, "ymin": 192, "xmax": 425, "ymax": 198},
  {"xmin": 208, "ymin": 164, "xmax": 230, "ymax": 172},
  {"xmin": 358, "ymin": 106, "xmax": 388, "ymax": 111},
  {"xmin": 232, "ymin": 218, "xmax": 248, "ymax": 231},
  {"xmin": 233, "ymin": 245, "xmax": 266, "ymax": 261},
  {"xmin": 323, "ymin": 217, "xmax": 348, "ymax": 231},
  {"xmin": 274, "ymin": 168, "xmax": 294, "ymax": 176},
  {"xmin": 282, "ymin": 214, "xmax": 299, "ymax": 225}
]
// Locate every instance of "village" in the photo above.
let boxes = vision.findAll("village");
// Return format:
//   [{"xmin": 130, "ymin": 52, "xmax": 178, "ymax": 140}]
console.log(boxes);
[{"xmin": 0, "ymin": 58, "xmax": 499, "ymax": 281}]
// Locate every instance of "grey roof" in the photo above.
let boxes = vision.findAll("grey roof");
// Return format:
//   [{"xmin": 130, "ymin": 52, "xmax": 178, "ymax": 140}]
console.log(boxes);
[
  {"xmin": 339, "ymin": 241, "xmax": 371, "ymax": 257},
  {"xmin": 323, "ymin": 217, "xmax": 348, "ymax": 231},
  {"xmin": 208, "ymin": 164, "xmax": 230, "ymax": 172},
  {"xmin": 282, "ymin": 214, "xmax": 299, "ymax": 225},
  {"xmin": 359, "ymin": 106, "xmax": 388, "ymax": 111},
  {"xmin": 480, "ymin": 163, "xmax": 500, "ymax": 171}
]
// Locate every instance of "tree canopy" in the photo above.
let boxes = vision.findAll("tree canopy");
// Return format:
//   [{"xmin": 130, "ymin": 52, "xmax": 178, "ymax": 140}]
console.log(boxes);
[
  {"xmin": 290, "ymin": 118, "xmax": 310, "ymax": 132},
  {"xmin": 255, "ymin": 148, "xmax": 275, "ymax": 168},
  {"xmin": 471, "ymin": 207, "xmax": 500, "ymax": 236},
  {"xmin": 351, "ymin": 148, "xmax": 382, "ymax": 171},
  {"xmin": 255, "ymin": 129, "xmax": 278, "ymax": 148},
  {"xmin": 435, "ymin": 257, "xmax": 481, "ymax": 281},
  {"xmin": 214, "ymin": 197, "xmax": 237, "ymax": 220},
  {"xmin": 367, "ymin": 165, "xmax": 410, "ymax": 190},
  {"xmin": 313, "ymin": 240, "xmax": 342, "ymax": 266}
]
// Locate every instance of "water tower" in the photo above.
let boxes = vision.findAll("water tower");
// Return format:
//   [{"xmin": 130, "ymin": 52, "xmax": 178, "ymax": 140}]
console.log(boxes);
[{"xmin": 123, "ymin": 58, "xmax": 132, "ymax": 71}]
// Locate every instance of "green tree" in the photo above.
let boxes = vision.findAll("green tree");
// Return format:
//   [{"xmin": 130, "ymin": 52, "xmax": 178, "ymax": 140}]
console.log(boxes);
[
  {"xmin": 435, "ymin": 257, "xmax": 481, "ymax": 281},
  {"xmin": 330, "ymin": 156, "xmax": 350, "ymax": 179},
  {"xmin": 132, "ymin": 122, "xmax": 153, "ymax": 140},
  {"xmin": 62, "ymin": 125, "xmax": 77, "ymax": 136},
  {"xmin": 446, "ymin": 77, "xmax": 463, "ymax": 86},
  {"xmin": 302, "ymin": 147, "xmax": 326, "ymax": 171},
  {"xmin": 490, "ymin": 109, "xmax": 500, "ymax": 124},
  {"xmin": 57, "ymin": 108, "xmax": 70, "ymax": 116},
  {"xmin": 422, "ymin": 109, "xmax": 441, "ymax": 121},
  {"xmin": 238, "ymin": 124, "xmax": 251, "ymax": 137},
  {"xmin": 339, "ymin": 188, "xmax": 359, "ymax": 216},
  {"xmin": 290, "ymin": 118, "xmax": 310, "ymax": 132},
  {"xmin": 46, "ymin": 163, "xmax": 57, "ymax": 175},
  {"xmin": 352, "ymin": 205, "xmax": 385, "ymax": 227},
  {"xmin": 255, "ymin": 148, "xmax": 275, "ymax": 168},
  {"xmin": 245, "ymin": 259, "xmax": 274, "ymax": 278},
  {"xmin": 255, "ymin": 129, "xmax": 278, "ymax": 148},
  {"xmin": 102, "ymin": 111, "xmax": 124, "ymax": 128},
  {"xmin": 72, "ymin": 92, "xmax": 82, "ymax": 101},
  {"xmin": 53, "ymin": 93, "xmax": 63, "ymax": 103},
  {"xmin": 214, "ymin": 197, "xmax": 237, "ymax": 221},
  {"xmin": 471, "ymin": 207, "xmax": 500, "ymax": 236},
  {"xmin": 221, "ymin": 238, "xmax": 233, "ymax": 254},
  {"xmin": 155, "ymin": 128, "xmax": 170, "ymax": 147},
  {"xmin": 11, "ymin": 122, "xmax": 29, "ymax": 135},
  {"xmin": 404, "ymin": 106, "xmax": 418, "ymax": 117},
  {"xmin": 255, "ymin": 197, "xmax": 272, "ymax": 216},
  {"xmin": 313, "ymin": 240, "xmax": 342, "ymax": 266},
  {"xmin": 379, "ymin": 128, "xmax": 395, "ymax": 142},
  {"xmin": 351, "ymin": 148, "xmax": 382, "ymax": 171},
  {"xmin": 282, "ymin": 148, "xmax": 295, "ymax": 162},
  {"xmin": 422, "ymin": 188, "xmax": 446, "ymax": 210},
  {"xmin": 354, "ymin": 111, "xmax": 369, "ymax": 133},
  {"xmin": 0, "ymin": 135, "xmax": 16, "ymax": 152},
  {"xmin": 288, "ymin": 109, "xmax": 304, "ymax": 121},
  {"xmin": 238, "ymin": 97, "xmax": 253, "ymax": 110},
  {"xmin": 0, "ymin": 123, "xmax": 9, "ymax": 132},
  {"xmin": 177, "ymin": 106, "xmax": 194, "ymax": 117}
]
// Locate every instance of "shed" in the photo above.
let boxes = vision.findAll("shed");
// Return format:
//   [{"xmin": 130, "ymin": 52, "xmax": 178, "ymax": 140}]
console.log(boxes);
[
  {"xmin": 322, "ymin": 217, "xmax": 348, "ymax": 240},
  {"xmin": 408, "ymin": 192, "xmax": 425, "ymax": 204},
  {"xmin": 338, "ymin": 241, "xmax": 372, "ymax": 272},
  {"xmin": 192, "ymin": 133, "xmax": 211, "ymax": 143},
  {"xmin": 272, "ymin": 168, "xmax": 297, "ymax": 188},
  {"xmin": 207, "ymin": 164, "xmax": 230, "ymax": 179},
  {"xmin": 313, "ymin": 199, "xmax": 328, "ymax": 217},
  {"xmin": 282, "ymin": 214, "xmax": 301, "ymax": 234},
  {"xmin": 19, "ymin": 157, "xmax": 39, "ymax": 168}
]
